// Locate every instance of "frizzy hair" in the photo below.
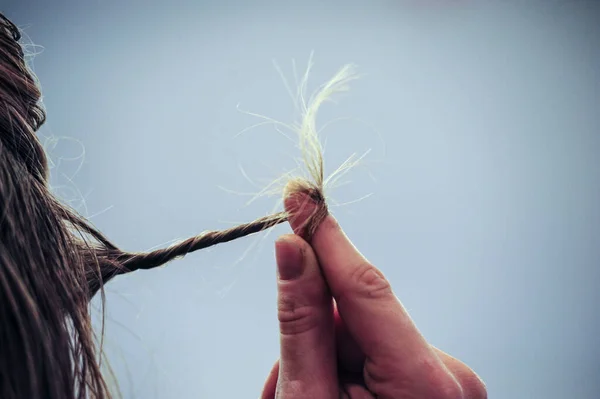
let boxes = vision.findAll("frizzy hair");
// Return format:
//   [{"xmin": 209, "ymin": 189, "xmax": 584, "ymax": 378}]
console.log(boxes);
[{"xmin": 0, "ymin": 12, "xmax": 359, "ymax": 399}]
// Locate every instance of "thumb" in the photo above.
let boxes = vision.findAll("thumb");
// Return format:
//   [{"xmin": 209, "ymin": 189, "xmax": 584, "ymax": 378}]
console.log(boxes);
[{"xmin": 273, "ymin": 234, "xmax": 338, "ymax": 398}]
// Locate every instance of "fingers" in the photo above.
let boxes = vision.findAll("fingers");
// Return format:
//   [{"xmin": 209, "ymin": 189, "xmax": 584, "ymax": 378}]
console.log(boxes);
[
  {"xmin": 282, "ymin": 192, "xmax": 487, "ymax": 398},
  {"xmin": 285, "ymin": 193, "xmax": 432, "ymax": 360},
  {"xmin": 284, "ymin": 193, "xmax": 460, "ymax": 396},
  {"xmin": 273, "ymin": 234, "xmax": 338, "ymax": 398}
]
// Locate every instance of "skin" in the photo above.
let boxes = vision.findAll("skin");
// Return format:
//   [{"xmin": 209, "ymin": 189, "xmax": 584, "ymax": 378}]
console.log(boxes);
[{"xmin": 261, "ymin": 193, "xmax": 487, "ymax": 399}]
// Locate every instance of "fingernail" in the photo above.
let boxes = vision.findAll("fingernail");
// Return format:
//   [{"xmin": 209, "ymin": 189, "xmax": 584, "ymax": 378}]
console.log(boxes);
[{"xmin": 275, "ymin": 237, "xmax": 305, "ymax": 280}]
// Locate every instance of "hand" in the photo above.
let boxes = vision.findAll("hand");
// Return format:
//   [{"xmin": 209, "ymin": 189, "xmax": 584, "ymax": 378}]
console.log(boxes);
[{"xmin": 261, "ymin": 193, "xmax": 487, "ymax": 399}]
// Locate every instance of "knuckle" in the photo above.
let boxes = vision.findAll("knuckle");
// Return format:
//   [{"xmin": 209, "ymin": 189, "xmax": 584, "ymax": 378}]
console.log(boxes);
[
  {"xmin": 277, "ymin": 294, "xmax": 321, "ymax": 336},
  {"xmin": 347, "ymin": 261, "xmax": 393, "ymax": 300}
]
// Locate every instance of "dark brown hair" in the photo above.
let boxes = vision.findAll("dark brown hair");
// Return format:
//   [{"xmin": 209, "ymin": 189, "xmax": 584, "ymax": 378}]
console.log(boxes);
[
  {"xmin": 0, "ymin": 12, "xmax": 337, "ymax": 398},
  {"xmin": 0, "ymin": 12, "xmax": 118, "ymax": 398}
]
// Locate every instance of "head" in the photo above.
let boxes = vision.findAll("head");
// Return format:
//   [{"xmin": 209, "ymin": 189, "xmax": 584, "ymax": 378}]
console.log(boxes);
[{"xmin": 0, "ymin": 13, "xmax": 113, "ymax": 399}]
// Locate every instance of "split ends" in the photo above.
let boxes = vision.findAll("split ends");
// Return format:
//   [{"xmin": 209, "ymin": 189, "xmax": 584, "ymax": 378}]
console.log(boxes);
[{"xmin": 108, "ymin": 59, "xmax": 362, "ymax": 278}]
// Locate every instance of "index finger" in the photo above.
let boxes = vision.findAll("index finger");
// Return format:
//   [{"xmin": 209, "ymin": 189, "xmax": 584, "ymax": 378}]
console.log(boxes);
[{"xmin": 284, "ymin": 193, "xmax": 435, "ymax": 368}]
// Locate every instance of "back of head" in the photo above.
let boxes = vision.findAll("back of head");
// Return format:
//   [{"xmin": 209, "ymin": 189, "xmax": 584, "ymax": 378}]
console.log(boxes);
[{"xmin": 0, "ymin": 13, "xmax": 111, "ymax": 399}]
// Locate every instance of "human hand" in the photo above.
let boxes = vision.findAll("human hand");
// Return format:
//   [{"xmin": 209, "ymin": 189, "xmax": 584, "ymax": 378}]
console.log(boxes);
[{"xmin": 261, "ymin": 193, "xmax": 487, "ymax": 399}]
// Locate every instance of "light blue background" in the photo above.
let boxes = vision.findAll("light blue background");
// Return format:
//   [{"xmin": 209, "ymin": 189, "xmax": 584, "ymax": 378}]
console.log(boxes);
[{"xmin": 3, "ymin": 1, "xmax": 599, "ymax": 398}]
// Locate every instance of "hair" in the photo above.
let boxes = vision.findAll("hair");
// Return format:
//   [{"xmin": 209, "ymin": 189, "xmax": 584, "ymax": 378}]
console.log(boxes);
[{"xmin": 0, "ymin": 12, "xmax": 358, "ymax": 399}]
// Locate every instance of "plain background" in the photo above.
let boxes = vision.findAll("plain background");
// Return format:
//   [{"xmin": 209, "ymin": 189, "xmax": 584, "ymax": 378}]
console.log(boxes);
[{"xmin": 2, "ymin": 1, "xmax": 599, "ymax": 398}]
